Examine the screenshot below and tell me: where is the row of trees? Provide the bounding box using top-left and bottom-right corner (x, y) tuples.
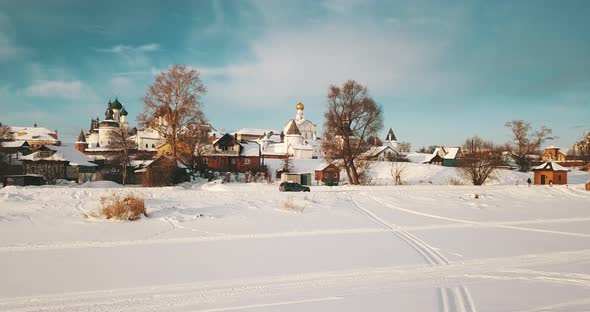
(317, 80), (557, 185)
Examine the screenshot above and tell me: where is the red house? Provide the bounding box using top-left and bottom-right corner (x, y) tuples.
(203, 133), (262, 173)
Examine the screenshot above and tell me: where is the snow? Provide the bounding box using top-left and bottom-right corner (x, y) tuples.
(235, 128), (279, 136)
(532, 161), (570, 172)
(9, 126), (59, 143)
(406, 152), (434, 163)
(2, 167), (590, 311)
(19, 145), (97, 167)
(0, 141), (28, 148)
(239, 141), (261, 156)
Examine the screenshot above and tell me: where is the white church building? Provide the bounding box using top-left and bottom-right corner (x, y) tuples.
(255, 101), (321, 160)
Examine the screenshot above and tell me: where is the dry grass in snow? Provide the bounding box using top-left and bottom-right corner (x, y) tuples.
(99, 193), (146, 221)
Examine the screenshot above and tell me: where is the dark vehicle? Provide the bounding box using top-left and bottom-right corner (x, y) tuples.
(2, 175), (47, 187)
(279, 182), (310, 192)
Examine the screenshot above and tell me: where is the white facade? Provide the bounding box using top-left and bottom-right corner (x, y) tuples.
(255, 101), (320, 160)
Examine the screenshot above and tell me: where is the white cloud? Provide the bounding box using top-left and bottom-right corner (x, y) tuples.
(200, 23), (450, 108)
(96, 43), (160, 69)
(25, 80), (86, 99)
(97, 43), (160, 54)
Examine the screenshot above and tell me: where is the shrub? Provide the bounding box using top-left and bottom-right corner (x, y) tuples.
(449, 178), (464, 186)
(100, 193), (146, 221)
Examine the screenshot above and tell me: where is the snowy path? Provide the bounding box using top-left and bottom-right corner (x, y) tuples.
(1, 184), (590, 311)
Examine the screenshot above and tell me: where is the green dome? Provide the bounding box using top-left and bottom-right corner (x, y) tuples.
(120, 107), (128, 116)
(112, 97), (123, 110)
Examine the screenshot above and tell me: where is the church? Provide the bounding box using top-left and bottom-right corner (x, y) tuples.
(75, 98), (165, 154)
(257, 101), (321, 159)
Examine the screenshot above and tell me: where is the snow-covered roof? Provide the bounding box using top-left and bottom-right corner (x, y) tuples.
(20, 145), (97, 167)
(46, 146), (97, 167)
(315, 162), (337, 171)
(545, 145), (560, 150)
(443, 147), (461, 159)
(406, 153), (434, 163)
(0, 141), (29, 148)
(364, 146), (397, 158)
(532, 161), (569, 172)
(9, 126), (58, 142)
(240, 141), (260, 156)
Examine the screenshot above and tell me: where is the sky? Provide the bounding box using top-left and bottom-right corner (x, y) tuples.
(0, 0), (589, 150)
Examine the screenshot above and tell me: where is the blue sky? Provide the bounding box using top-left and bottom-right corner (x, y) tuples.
(1, 0), (589, 150)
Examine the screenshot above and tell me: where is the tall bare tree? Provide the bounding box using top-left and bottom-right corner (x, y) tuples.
(139, 65), (207, 165)
(108, 128), (137, 185)
(321, 80), (383, 185)
(459, 136), (501, 185)
(505, 120), (553, 172)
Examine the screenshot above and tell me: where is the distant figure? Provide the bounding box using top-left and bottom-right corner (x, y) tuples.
(527, 178), (532, 187)
(549, 180), (553, 187)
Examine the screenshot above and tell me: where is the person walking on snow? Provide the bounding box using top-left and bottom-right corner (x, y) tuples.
(527, 178), (532, 187)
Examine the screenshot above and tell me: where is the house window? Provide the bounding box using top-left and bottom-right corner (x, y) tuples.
(145, 144), (148, 148)
(152, 144), (155, 148)
(204, 158), (209, 164)
(244, 159), (251, 165)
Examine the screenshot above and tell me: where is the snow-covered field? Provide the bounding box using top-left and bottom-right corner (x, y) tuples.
(1, 168), (590, 311)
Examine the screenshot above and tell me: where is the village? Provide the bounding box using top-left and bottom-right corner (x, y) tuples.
(1, 91), (589, 189)
(2, 1), (590, 311)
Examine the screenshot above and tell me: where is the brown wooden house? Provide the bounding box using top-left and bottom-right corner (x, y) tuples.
(203, 133), (261, 173)
(134, 155), (189, 186)
(315, 163), (340, 186)
(532, 161), (569, 185)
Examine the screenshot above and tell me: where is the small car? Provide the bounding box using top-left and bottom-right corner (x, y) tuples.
(279, 182), (310, 192)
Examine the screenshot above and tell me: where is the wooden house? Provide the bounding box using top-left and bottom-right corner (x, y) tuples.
(133, 155), (189, 186)
(532, 161), (569, 185)
(362, 146), (399, 161)
(203, 133), (262, 173)
(19, 145), (97, 183)
(315, 163), (340, 186)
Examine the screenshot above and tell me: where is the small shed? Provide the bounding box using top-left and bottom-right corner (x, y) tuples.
(532, 161), (569, 185)
(315, 163), (340, 186)
(281, 172), (312, 186)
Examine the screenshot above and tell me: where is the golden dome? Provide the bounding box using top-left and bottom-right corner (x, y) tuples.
(296, 102), (304, 110)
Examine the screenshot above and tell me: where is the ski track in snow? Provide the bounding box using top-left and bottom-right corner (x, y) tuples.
(2, 249), (590, 311)
(348, 193), (477, 312)
(2, 185), (590, 311)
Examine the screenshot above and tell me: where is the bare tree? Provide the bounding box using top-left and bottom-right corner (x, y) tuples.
(139, 65), (207, 165)
(181, 124), (212, 175)
(108, 129), (137, 185)
(390, 161), (408, 186)
(0, 122), (13, 176)
(458, 136), (501, 185)
(366, 135), (383, 147)
(505, 120), (553, 172)
(417, 145), (437, 154)
(0, 122), (12, 142)
(398, 141), (411, 153)
(572, 132), (590, 167)
(321, 80), (383, 185)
